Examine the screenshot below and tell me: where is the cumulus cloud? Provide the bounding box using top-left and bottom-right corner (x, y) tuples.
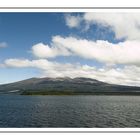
(0, 42), (7, 48)
(4, 58), (53, 69)
(65, 14), (82, 28)
(5, 59), (31, 67)
(31, 36), (140, 66)
(32, 42), (71, 58)
(3, 58), (140, 86)
(84, 13), (140, 40)
(65, 13), (140, 40)
(4, 58), (74, 71)
(25, 34), (140, 86)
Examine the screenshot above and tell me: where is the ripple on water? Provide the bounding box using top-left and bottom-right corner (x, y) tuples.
(0, 95), (140, 127)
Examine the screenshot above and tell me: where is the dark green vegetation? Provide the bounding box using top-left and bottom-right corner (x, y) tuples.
(0, 77), (140, 95)
(21, 91), (140, 96)
(22, 90), (77, 95)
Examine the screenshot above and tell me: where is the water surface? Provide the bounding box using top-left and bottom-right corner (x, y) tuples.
(0, 95), (140, 127)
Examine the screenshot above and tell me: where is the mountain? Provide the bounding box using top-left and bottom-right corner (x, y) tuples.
(0, 77), (140, 95)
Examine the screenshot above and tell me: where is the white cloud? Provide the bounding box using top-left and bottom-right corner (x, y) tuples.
(0, 42), (7, 48)
(84, 13), (140, 40)
(27, 35), (140, 86)
(32, 36), (140, 66)
(4, 58), (74, 72)
(3, 58), (140, 86)
(5, 59), (31, 67)
(32, 42), (71, 58)
(4, 58), (54, 69)
(65, 14), (82, 28)
(65, 13), (140, 40)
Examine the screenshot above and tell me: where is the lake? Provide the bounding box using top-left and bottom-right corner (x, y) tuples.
(0, 94), (140, 127)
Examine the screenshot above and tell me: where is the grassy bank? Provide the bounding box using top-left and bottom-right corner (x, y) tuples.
(21, 90), (77, 95)
(21, 90), (140, 96)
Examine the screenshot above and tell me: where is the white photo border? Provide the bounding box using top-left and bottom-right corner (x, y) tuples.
(0, 7), (140, 133)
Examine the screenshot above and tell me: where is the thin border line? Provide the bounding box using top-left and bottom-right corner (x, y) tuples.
(0, 131), (140, 133)
(0, 7), (140, 9)
(0, 6), (140, 133)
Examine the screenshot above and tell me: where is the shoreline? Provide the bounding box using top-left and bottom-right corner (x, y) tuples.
(20, 91), (140, 96)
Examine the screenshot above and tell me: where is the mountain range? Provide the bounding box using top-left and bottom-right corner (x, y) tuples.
(0, 77), (140, 95)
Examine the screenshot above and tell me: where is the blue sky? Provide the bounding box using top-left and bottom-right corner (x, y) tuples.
(0, 12), (140, 86)
(0, 13), (73, 83)
(0, 13), (112, 82)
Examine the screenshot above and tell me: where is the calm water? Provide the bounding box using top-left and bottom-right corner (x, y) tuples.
(0, 95), (140, 127)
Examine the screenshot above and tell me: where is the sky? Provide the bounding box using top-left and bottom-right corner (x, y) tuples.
(0, 12), (140, 86)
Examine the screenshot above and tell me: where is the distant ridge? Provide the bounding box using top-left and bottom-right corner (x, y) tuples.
(0, 77), (140, 95)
